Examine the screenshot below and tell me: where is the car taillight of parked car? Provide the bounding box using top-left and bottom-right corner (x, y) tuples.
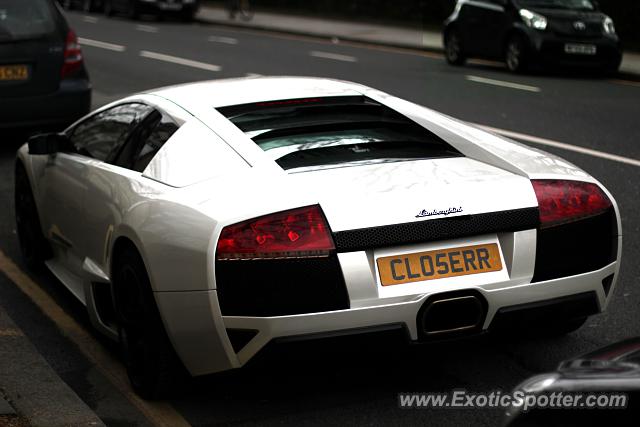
(216, 205), (335, 260)
(61, 29), (83, 79)
(532, 180), (612, 228)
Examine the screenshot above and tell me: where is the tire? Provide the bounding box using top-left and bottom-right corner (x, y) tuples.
(15, 164), (51, 271)
(113, 247), (185, 399)
(126, 0), (139, 20)
(445, 29), (466, 66)
(601, 60), (621, 77)
(505, 35), (528, 73)
(104, 0), (114, 16)
(180, 10), (196, 22)
(82, 0), (94, 13)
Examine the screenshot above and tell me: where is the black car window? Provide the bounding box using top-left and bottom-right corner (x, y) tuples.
(0, 0), (56, 42)
(517, 0), (595, 11)
(69, 103), (153, 162)
(114, 109), (180, 172)
(133, 113), (179, 172)
(218, 96), (462, 171)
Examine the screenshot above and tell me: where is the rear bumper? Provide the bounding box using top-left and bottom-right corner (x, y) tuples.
(0, 79), (91, 132)
(525, 29), (623, 69)
(136, 0), (199, 15)
(157, 259), (617, 377)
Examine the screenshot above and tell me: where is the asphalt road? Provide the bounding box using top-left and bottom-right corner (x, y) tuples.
(1, 9), (640, 427)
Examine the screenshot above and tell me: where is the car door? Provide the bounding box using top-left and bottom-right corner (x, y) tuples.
(461, 0), (508, 58)
(81, 105), (180, 281)
(38, 103), (149, 299)
(476, 0), (509, 58)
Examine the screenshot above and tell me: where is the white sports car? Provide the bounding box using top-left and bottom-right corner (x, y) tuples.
(15, 77), (621, 397)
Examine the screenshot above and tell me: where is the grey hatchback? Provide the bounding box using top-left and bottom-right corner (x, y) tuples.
(0, 0), (91, 132)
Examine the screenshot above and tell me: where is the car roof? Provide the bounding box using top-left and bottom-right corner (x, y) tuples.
(145, 76), (367, 112)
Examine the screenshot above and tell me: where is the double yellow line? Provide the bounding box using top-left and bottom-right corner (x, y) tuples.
(0, 250), (191, 427)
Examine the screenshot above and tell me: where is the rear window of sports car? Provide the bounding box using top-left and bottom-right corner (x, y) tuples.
(217, 96), (461, 171)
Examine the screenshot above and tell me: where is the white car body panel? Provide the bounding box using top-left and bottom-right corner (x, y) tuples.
(15, 77), (622, 377)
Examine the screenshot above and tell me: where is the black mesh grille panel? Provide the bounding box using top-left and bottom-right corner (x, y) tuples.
(216, 255), (350, 317)
(333, 208), (540, 253)
(532, 208), (618, 283)
(551, 20), (604, 39)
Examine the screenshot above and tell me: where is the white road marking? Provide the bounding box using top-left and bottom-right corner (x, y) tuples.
(78, 37), (126, 52)
(476, 123), (640, 168)
(310, 50), (358, 63)
(466, 75), (541, 92)
(82, 15), (98, 23)
(136, 24), (159, 33)
(208, 35), (239, 45)
(139, 50), (221, 72)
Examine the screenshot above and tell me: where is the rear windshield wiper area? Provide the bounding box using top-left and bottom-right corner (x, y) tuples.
(276, 140), (463, 170)
(217, 95), (462, 170)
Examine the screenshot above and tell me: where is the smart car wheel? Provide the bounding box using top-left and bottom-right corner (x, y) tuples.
(15, 165), (50, 271)
(82, 0), (93, 13)
(104, 0), (115, 16)
(445, 29), (466, 66)
(505, 35), (528, 73)
(126, 0), (139, 19)
(113, 247), (184, 399)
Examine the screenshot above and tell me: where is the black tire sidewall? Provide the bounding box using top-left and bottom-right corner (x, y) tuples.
(506, 35), (528, 73)
(14, 166), (48, 270)
(113, 249), (181, 399)
(445, 29), (465, 66)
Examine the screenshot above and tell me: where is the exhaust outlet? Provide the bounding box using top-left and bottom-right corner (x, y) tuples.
(419, 293), (486, 338)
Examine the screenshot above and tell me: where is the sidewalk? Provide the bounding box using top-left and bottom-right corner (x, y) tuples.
(0, 302), (105, 426)
(197, 5), (640, 77)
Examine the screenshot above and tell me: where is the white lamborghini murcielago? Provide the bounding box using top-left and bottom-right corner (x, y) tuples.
(15, 77), (621, 397)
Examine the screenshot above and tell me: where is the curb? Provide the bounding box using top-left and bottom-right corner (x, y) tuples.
(194, 16), (445, 54)
(0, 303), (105, 427)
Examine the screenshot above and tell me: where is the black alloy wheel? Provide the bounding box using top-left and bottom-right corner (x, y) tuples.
(113, 247), (184, 399)
(445, 29), (466, 66)
(15, 165), (50, 271)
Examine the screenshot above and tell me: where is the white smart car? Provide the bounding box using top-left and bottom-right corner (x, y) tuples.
(15, 77), (621, 398)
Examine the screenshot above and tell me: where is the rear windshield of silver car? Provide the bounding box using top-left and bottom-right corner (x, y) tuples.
(0, 0), (56, 41)
(217, 96), (462, 171)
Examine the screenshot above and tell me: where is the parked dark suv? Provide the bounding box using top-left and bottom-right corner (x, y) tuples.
(443, 0), (623, 73)
(1, 0), (91, 132)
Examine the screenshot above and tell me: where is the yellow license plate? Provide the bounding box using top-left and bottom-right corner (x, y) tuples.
(0, 65), (29, 81)
(377, 243), (503, 287)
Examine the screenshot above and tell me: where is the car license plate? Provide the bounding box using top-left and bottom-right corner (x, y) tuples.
(160, 1), (182, 10)
(376, 243), (503, 287)
(0, 65), (29, 81)
(565, 44), (597, 55)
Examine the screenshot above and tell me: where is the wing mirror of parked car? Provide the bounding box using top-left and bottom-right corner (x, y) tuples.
(27, 133), (71, 155)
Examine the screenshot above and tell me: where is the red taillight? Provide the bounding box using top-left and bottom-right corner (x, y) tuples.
(216, 205), (335, 260)
(532, 180), (612, 229)
(61, 29), (83, 79)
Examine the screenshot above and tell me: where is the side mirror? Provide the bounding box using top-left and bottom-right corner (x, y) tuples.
(27, 133), (70, 155)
